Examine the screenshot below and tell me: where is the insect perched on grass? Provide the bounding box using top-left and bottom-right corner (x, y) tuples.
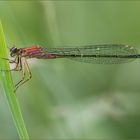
(3, 44), (140, 91)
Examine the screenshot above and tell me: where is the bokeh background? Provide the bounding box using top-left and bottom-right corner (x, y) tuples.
(0, 1), (140, 139)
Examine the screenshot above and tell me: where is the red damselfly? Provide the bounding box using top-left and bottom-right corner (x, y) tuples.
(4, 44), (140, 91)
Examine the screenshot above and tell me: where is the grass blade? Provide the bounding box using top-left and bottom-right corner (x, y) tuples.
(0, 22), (29, 139)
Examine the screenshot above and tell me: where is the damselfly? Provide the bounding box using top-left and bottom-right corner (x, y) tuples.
(5, 44), (140, 91)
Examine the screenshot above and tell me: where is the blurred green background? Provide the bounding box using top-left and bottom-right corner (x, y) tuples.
(0, 1), (140, 139)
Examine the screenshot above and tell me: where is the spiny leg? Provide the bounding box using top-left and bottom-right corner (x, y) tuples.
(10, 56), (21, 71)
(0, 56), (20, 72)
(15, 57), (25, 87)
(15, 58), (26, 91)
(17, 58), (32, 87)
(25, 58), (32, 81)
(15, 58), (32, 91)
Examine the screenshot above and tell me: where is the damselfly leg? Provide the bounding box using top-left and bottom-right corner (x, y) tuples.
(15, 57), (32, 91)
(1, 56), (32, 92)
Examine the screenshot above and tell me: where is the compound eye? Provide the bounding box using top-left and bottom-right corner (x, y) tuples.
(10, 47), (18, 57)
(10, 47), (17, 53)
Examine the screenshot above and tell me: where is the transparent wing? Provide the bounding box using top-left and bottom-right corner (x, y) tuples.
(44, 44), (138, 64)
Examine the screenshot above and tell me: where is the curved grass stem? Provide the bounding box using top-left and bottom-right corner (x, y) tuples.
(0, 22), (29, 139)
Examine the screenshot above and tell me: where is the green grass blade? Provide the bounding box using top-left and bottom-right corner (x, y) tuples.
(0, 22), (29, 139)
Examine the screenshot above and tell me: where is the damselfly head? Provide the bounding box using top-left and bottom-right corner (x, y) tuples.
(10, 47), (20, 57)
